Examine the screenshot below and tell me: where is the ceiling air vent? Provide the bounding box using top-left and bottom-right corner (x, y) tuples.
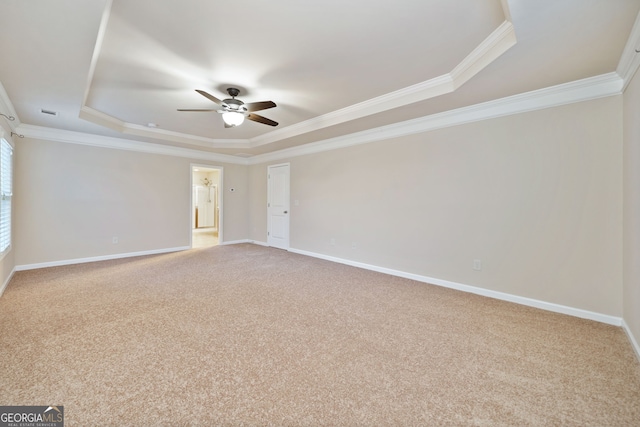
(40, 108), (58, 116)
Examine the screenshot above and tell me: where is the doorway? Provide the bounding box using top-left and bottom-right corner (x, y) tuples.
(191, 165), (222, 248)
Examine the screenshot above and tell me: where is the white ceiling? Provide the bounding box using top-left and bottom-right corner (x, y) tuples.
(0, 0), (639, 159)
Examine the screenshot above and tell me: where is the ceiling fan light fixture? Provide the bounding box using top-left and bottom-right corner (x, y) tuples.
(180, 88), (277, 127)
(222, 111), (245, 127)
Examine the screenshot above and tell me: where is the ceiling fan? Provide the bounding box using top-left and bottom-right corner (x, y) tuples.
(178, 88), (278, 128)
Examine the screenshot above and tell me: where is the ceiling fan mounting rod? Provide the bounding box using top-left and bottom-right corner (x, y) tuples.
(227, 87), (240, 98)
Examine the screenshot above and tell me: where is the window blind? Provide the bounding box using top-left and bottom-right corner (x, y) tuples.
(0, 138), (13, 254)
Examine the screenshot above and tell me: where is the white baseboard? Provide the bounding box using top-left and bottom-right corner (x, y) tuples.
(622, 319), (640, 363)
(220, 239), (251, 246)
(221, 239), (269, 247)
(288, 247), (623, 327)
(6, 241), (637, 362)
(0, 266), (16, 298)
(15, 246), (191, 271)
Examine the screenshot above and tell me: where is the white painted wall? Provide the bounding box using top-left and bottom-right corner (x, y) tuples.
(250, 96), (623, 317)
(623, 65), (640, 352)
(14, 137), (248, 266)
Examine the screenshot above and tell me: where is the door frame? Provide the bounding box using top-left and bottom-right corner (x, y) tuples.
(267, 162), (290, 250)
(190, 164), (224, 247)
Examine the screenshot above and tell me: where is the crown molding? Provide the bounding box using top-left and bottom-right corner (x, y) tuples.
(0, 81), (20, 133)
(80, 1), (516, 152)
(450, 20), (516, 88)
(248, 72), (623, 165)
(122, 122), (246, 148)
(15, 124), (249, 165)
(249, 20), (517, 148)
(79, 0), (251, 149)
(79, 106), (251, 148)
(617, 7), (640, 91)
(9, 2), (630, 167)
(12, 71), (622, 167)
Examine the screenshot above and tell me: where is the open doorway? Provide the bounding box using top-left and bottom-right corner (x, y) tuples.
(191, 165), (222, 248)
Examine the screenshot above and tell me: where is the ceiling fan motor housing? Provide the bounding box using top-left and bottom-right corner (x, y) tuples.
(223, 98), (247, 113)
(223, 88), (247, 112)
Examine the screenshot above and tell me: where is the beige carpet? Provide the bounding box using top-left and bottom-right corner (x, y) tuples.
(1, 244), (639, 426)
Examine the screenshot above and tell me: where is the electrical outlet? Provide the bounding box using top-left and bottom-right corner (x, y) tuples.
(473, 259), (482, 271)
(330, 238), (336, 246)
(112, 237), (119, 244)
(351, 242), (357, 249)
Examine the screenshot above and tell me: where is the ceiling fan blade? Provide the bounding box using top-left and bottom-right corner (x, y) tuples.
(245, 100), (276, 112)
(177, 109), (218, 112)
(247, 113), (278, 127)
(195, 89), (223, 105)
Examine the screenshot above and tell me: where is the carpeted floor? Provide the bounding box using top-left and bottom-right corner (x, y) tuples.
(1, 244), (639, 426)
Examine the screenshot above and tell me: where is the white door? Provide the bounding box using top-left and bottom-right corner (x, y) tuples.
(267, 163), (290, 250)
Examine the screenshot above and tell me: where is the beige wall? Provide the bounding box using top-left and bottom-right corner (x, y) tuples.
(624, 69), (640, 347)
(0, 124), (15, 291)
(250, 96), (623, 316)
(7, 91), (630, 326)
(14, 137), (248, 266)
(248, 163), (268, 242)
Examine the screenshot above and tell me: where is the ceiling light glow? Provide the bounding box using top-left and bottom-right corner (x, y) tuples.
(222, 111), (245, 127)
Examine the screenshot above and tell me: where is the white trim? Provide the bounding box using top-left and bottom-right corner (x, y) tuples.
(249, 20), (516, 149)
(0, 81), (20, 132)
(617, 7), (640, 91)
(0, 266), (16, 298)
(78, 13), (516, 152)
(15, 246), (190, 271)
(79, 106), (250, 148)
(248, 72), (623, 165)
(16, 124), (248, 165)
(622, 319), (640, 363)
(287, 247), (623, 327)
(0, 245), (11, 262)
(450, 21), (516, 88)
(220, 239), (251, 246)
(250, 240), (269, 247)
(13, 72), (622, 167)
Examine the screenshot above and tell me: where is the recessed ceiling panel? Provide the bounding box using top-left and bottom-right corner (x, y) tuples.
(85, 0), (506, 140)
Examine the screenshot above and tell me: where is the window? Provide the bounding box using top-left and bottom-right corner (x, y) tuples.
(0, 138), (13, 255)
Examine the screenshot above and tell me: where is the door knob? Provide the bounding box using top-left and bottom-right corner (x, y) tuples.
(284, 211), (288, 214)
